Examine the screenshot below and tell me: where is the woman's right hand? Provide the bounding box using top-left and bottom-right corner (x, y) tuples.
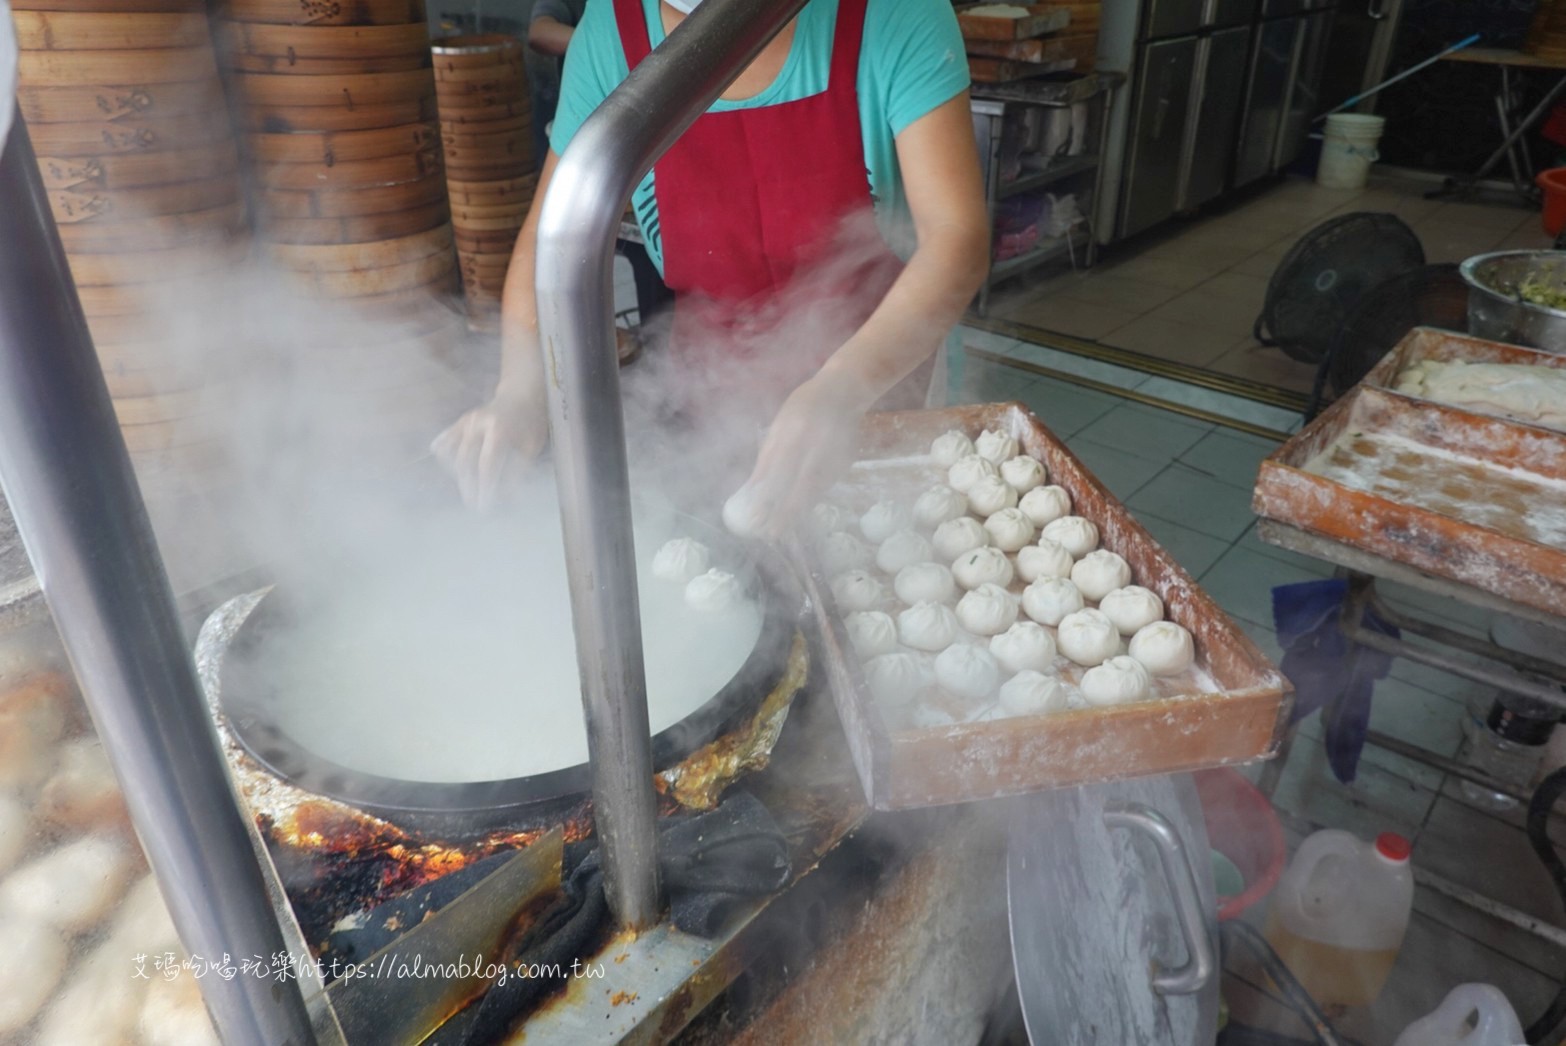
(430, 387), (549, 510)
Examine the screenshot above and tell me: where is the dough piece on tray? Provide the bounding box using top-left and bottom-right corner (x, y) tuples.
(846, 611), (899, 659)
(952, 546), (1015, 590)
(652, 537), (712, 584)
(967, 475), (1018, 516)
(1130, 621), (1196, 676)
(1021, 576), (1084, 627)
(1056, 608), (1122, 667)
(1000, 455), (1046, 494)
(948, 454), (1000, 494)
(865, 652), (934, 706)
(1019, 485), (1072, 527)
(998, 671), (1067, 717)
(931, 430), (976, 468)
(876, 528), (935, 575)
(934, 643), (1002, 700)
(860, 500), (913, 544)
(1042, 515), (1099, 558)
(1070, 549), (1132, 602)
(933, 517), (991, 561)
(898, 601), (961, 652)
(0, 835), (134, 933)
(894, 562), (959, 605)
(975, 428), (1019, 465)
(983, 507), (1036, 552)
(830, 569), (885, 612)
(1016, 538), (1073, 583)
(912, 485), (969, 529)
(686, 568), (746, 613)
(1081, 655), (1153, 706)
(956, 583), (1019, 636)
(1099, 585), (1165, 636)
(819, 531), (874, 574)
(989, 621), (1057, 673)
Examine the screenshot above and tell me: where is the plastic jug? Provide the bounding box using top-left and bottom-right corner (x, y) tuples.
(1392, 984), (1525, 1046)
(1263, 829), (1414, 1007)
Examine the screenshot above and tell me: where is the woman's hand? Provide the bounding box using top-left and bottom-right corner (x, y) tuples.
(430, 387), (549, 511)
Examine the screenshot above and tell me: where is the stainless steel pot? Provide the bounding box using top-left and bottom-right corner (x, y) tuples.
(1460, 249), (1566, 351)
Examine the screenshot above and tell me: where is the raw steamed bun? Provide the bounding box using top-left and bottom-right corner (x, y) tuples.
(932, 517), (990, 560)
(912, 485), (969, 529)
(934, 643), (1002, 700)
(952, 546), (1015, 591)
(956, 583), (1019, 636)
(876, 528), (935, 575)
(930, 429), (976, 468)
(141, 973), (219, 1046)
(845, 611), (898, 659)
(865, 652), (933, 706)
(819, 530), (873, 574)
(1056, 608), (1122, 667)
(830, 569), (885, 612)
(1130, 621), (1196, 676)
(0, 836), (133, 932)
(1070, 549), (1132, 602)
(1000, 455), (1046, 494)
(0, 916), (67, 1034)
(1081, 655), (1153, 706)
(948, 454), (999, 494)
(1099, 586), (1165, 636)
(861, 500), (913, 544)
(38, 738), (125, 831)
(686, 568), (745, 613)
(809, 502), (855, 538)
(983, 507), (1036, 552)
(0, 795), (26, 874)
(999, 671), (1068, 717)
(0, 676), (70, 791)
(911, 704), (957, 729)
(894, 562), (958, 605)
(1042, 515), (1099, 558)
(967, 475), (1018, 516)
(1021, 576), (1085, 626)
(1016, 538), (1074, 583)
(975, 428), (1019, 465)
(989, 621), (1057, 674)
(652, 537), (711, 584)
(898, 601), (961, 652)
(1019, 484), (1072, 527)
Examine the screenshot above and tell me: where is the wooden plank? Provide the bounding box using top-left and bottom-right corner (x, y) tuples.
(967, 33), (1097, 64)
(967, 55), (1076, 82)
(957, 4), (1073, 41)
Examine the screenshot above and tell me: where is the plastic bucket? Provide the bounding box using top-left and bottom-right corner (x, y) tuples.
(1538, 168), (1566, 236)
(1316, 113), (1385, 190)
(1195, 768), (1287, 921)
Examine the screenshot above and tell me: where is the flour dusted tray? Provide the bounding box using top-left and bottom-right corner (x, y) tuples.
(956, 3), (1072, 41)
(791, 403), (1290, 811)
(1253, 384), (1566, 617)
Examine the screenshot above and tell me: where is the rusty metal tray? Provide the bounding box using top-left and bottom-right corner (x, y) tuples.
(791, 403), (1290, 811)
(1361, 325), (1566, 435)
(1254, 384), (1566, 618)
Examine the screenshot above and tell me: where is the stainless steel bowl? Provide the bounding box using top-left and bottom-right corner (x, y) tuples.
(1460, 249), (1566, 352)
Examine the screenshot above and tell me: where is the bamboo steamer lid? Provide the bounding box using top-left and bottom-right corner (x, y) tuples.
(431, 34), (520, 59)
(13, 0), (205, 10)
(219, 22), (431, 60)
(36, 141), (240, 190)
(18, 47), (221, 87)
(12, 12), (213, 50)
(254, 149), (439, 190)
(57, 202), (247, 252)
(223, 0), (426, 27)
(225, 51), (431, 76)
(244, 95), (437, 132)
(264, 198), (447, 244)
(228, 68), (434, 107)
(25, 109), (231, 156)
(247, 122), (437, 164)
(18, 81), (227, 122)
(266, 222), (452, 270)
(257, 171), (444, 217)
(50, 178), (242, 223)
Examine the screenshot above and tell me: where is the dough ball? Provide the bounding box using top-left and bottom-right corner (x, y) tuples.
(1070, 549), (1133, 602)
(1000, 455), (1047, 494)
(808, 502), (856, 539)
(0, 795), (28, 876)
(1019, 484), (1072, 527)
(1056, 608), (1122, 667)
(686, 568), (745, 614)
(106, 875), (180, 956)
(1099, 586), (1165, 636)
(36, 935), (144, 1046)
(652, 537), (712, 584)
(932, 517), (990, 561)
(0, 835), (133, 932)
(956, 583), (1019, 636)
(1016, 538), (1074, 583)
(897, 601), (961, 652)
(819, 531), (873, 574)
(1081, 655), (1153, 706)
(0, 673), (72, 792)
(876, 528), (935, 575)
(975, 428), (1019, 465)
(1129, 621), (1196, 676)
(989, 621), (1058, 674)
(983, 507), (1036, 552)
(1042, 515), (1099, 558)
(910, 703), (958, 729)
(39, 737), (126, 832)
(952, 546), (1015, 591)
(0, 915), (67, 1033)
(967, 475), (1019, 517)
(934, 643), (1002, 701)
(860, 500), (913, 544)
(830, 569), (885, 613)
(912, 485), (969, 529)
(845, 611), (899, 659)
(948, 453), (1000, 494)
(141, 972), (219, 1046)
(998, 671), (1068, 717)
(930, 429), (976, 468)
(864, 652), (934, 707)
(1021, 577), (1085, 627)
(894, 562), (958, 605)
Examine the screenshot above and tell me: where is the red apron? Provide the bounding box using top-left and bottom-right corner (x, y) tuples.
(613, 0), (904, 391)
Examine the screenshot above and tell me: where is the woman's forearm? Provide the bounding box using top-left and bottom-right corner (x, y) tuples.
(495, 152), (560, 404)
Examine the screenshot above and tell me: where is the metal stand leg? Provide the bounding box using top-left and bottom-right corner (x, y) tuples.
(1428, 69), (1566, 202)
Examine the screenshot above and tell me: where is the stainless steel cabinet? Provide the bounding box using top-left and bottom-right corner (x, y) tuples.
(1206, 0), (1258, 27)
(1145, 0), (1206, 39)
(1234, 17), (1301, 186)
(1275, 9), (1336, 170)
(1121, 37), (1200, 238)
(1180, 25), (1253, 210)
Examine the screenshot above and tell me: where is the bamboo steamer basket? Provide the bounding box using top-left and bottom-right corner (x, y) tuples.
(246, 121), (437, 163)
(225, 51), (430, 75)
(223, 0), (426, 27)
(446, 172), (536, 196)
(265, 199), (447, 243)
(12, 0), (205, 10)
(441, 128), (528, 157)
(56, 202), (247, 252)
(11, 11), (213, 50)
(25, 109), (232, 156)
(228, 68), (434, 107)
(67, 242), (251, 286)
(265, 223), (452, 271)
(440, 111), (529, 135)
(244, 95), (437, 132)
(438, 99), (528, 124)
(253, 149), (440, 190)
(17, 47), (221, 86)
(218, 21), (431, 60)
(447, 212), (528, 232)
(36, 141), (240, 190)
(288, 245), (456, 297)
(18, 81), (227, 122)
(50, 178), (242, 223)
(257, 172), (445, 217)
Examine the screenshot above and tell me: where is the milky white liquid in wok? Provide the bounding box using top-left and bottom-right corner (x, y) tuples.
(261, 505), (763, 784)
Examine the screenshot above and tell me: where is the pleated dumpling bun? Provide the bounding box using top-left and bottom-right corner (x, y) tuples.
(1081, 655), (1152, 706)
(876, 528), (934, 575)
(1000, 455), (1046, 495)
(860, 499), (912, 544)
(898, 601), (961, 652)
(999, 670), (1068, 717)
(1129, 621), (1196, 676)
(652, 537), (711, 584)
(865, 652), (934, 706)
(934, 643), (1001, 700)
(1056, 608), (1122, 667)
(989, 620), (1057, 674)
(1042, 515), (1099, 558)
(1019, 485), (1072, 528)
(975, 428), (1019, 465)
(967, 475), (1018, 517)
(809, 502), (856, 538)
(1070, 549), (1132, 602)
(948, 454), (999, 494)
(983, 507), (1035, 552)
(1021, 576), (1084, 627)
(819, 530), (873, 575)
(895, 562), (958, 605)
(933, 516), (990, 561)
(1016, 538), (1073, 583)
(845, 611), (898, 659)
(955, 582), (1019, 636)
(830, 569), (884, 612)
(912, 485), (968, 529)
(686, 569), (744, 613)
(952, 545), (1014, 591)
(930, 429), (976, 468)
(1099, 585), (1165, 636)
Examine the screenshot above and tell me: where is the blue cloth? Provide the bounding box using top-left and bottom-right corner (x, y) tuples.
(1272, 578), (1400, 784)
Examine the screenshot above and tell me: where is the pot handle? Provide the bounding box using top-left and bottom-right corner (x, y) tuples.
(1104, 800), (1217, 996)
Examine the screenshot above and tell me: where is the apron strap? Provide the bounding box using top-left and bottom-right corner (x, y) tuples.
(614, 0), (654, 69)
(829, 0), (870, 89)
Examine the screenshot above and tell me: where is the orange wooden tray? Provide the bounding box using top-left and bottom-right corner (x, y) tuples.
(956, 3), (1072, 41)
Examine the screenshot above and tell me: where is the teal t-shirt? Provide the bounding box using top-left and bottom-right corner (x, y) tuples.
(549, 0), (970, 274)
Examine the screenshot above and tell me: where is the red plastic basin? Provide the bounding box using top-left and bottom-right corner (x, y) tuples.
(1195, 768), (1287, 922)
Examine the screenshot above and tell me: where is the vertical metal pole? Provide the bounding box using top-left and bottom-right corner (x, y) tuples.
(0, 112), (317, 1045)
(535, 0), (807, 930)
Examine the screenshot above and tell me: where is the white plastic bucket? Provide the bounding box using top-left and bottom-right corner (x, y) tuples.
(1317, 113), (1386, 190)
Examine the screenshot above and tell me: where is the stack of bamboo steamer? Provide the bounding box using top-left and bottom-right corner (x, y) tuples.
(432, 34), (536, 327)
(11, 0), (249, 512)
(216, 0), (472, 458)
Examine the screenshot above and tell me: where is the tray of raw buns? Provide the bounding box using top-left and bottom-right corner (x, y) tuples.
(788, 402), (1290, 811)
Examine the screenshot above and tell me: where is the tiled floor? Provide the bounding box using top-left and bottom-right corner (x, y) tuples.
(981, 174), (1555, 398)
(946, 350), (1566, 1043)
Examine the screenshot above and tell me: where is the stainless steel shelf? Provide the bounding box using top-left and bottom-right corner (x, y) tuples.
(997, 154), (1100, 199)
(989, 231), (1083, 282)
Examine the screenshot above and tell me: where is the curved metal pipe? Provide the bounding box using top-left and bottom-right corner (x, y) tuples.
(535, 0), (807, 930)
